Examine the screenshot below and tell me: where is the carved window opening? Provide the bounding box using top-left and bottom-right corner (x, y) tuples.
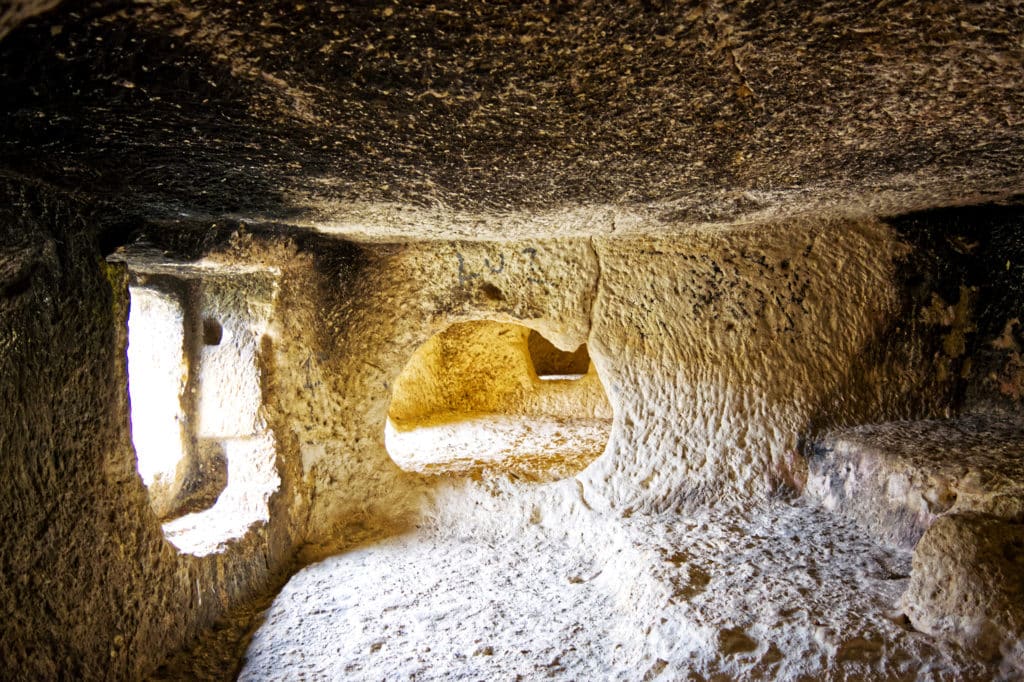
(125, 268), (279, 556)
(526, 329), (591, 380)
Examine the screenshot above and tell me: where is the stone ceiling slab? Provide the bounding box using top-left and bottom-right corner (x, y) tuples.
(1, 0), (1022, 238)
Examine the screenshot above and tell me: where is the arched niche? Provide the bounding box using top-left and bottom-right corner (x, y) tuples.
(385, 320), (612, 481)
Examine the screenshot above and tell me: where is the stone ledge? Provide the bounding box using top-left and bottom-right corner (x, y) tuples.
(806, 413), (1024, 549)
(902, 513), (1024, 673)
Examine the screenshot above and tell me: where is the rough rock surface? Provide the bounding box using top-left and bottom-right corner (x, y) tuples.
(2, 1), (1024, 678)
(5, 193), (1024, 678)
(239, 498), (988, 681)
(807, 413), (1024, 548)
(903, 513), (1024, 674)
(0, 0), (60, 41)
(1, 1), (1023, 236)
(385, 320), (612, 480)
(145, 220), (1017, 677)
(250, 218), (926, 551)
(0, 181), (297, 679)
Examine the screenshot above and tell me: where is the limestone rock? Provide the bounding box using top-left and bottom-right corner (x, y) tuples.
(806, 414), (1024, 548)
(0, 0), (60, 41)
(902, 513), (1024, 671)
(2, 0), (1024, 676)
(2, 1), (1024, 234)
(384, 320), (612, 481)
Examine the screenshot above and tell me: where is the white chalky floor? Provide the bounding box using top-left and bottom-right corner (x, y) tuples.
(238, 498), (991, 681)
(384, 413), (612, 478)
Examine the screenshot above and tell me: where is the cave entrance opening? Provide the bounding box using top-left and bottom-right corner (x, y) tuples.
(124, 266), (280, 556)
(384, 320), (613, 480)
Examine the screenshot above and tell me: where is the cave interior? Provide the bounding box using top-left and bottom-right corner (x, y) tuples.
(2, 1), (1024, 680)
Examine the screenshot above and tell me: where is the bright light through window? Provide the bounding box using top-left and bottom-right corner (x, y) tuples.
(123, 269), (281, 556)
(127, 287), (187, 489)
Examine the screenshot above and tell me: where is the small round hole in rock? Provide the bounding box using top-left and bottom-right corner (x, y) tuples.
(479, 282), (504, 301)
(202, 318), (223, 345)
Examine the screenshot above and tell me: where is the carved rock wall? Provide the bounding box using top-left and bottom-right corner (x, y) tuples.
(0, 181), (297, 679)
(3, 181), (1022, 676)
(252, 215), (958, 551)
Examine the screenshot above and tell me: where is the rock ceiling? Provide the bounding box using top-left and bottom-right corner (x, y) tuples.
(1, 0), (1023, 239)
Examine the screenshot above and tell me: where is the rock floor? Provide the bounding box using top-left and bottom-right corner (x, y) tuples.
(231, 499), (993, 681)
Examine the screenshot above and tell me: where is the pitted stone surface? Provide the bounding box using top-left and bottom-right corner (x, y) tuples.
(807, 414), (1024, 548)
(903, 513), (1024, 674)
(1, 1), (1023, 236)
(2, 2), (1024, 669)
(238, 500), (992, 681)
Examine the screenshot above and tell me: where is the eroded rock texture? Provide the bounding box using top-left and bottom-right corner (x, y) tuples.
(0, 180), (295, 679)
(807, 414), (1024, 548)
(1, 0), (1024, 232)
(903, 514), (1024, 671)
(385, 320), (613, 480)
(1, 0), (1024, 680)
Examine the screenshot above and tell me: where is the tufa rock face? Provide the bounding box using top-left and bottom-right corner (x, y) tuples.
(903, 513), (1024, 668)
(0, 181), (301, 679)
(806, 414), (1024, 549)
(1, 0), (1024, 677)
(0, 0), (61, 41)
(3, 180), (1024, 677)
(0, 1), (1022, 235)
(384, 320), (612, 481)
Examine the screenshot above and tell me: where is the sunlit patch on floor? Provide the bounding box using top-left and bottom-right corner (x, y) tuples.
(238, 500), (986, 680)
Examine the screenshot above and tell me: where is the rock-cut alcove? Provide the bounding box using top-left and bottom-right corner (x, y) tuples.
(125, 262), (282, 556)
(385, 320), (612, 481)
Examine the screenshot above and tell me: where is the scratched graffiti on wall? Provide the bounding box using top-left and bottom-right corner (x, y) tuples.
(456, 248), (547, 285)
